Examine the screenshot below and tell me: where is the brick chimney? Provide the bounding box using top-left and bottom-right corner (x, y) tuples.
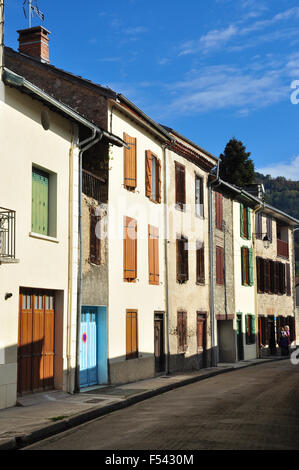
(17, 26), (50, 63)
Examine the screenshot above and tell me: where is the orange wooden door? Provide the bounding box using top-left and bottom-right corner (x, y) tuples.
(18, 290), (55, 394)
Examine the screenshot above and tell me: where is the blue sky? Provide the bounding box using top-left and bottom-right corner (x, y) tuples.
(4, 0), (299, 179)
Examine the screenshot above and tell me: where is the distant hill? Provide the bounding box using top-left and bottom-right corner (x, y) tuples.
(255, 173), (299, 274)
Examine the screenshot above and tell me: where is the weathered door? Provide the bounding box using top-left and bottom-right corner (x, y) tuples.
(154, 314), (165, 373)
(18, 290), (55, 394)
(80, 307), (98, 388)
(197, 313), (207, 367)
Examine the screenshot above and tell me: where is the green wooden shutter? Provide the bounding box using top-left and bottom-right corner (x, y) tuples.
(32, 169), (49, 235)
(245, 314), (249, 344)
(251, 315), (255, 335)
(248, 247), (254, 286)
(241, 247), (245, 285)
(247, 208), (251, 240)
(240, 203), (244, 238)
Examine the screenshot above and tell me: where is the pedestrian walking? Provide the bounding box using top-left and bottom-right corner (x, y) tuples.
(279, 328), (290, 356)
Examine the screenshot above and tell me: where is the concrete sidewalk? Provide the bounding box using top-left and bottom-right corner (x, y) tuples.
(0, 356), (288, 450)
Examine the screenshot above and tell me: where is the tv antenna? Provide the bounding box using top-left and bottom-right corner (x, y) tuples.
(23, 0), (45, 28)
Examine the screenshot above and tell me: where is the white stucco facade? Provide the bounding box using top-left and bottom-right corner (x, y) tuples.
(0, 85), (79, 408)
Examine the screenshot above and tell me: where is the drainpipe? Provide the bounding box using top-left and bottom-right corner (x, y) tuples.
(208, 161), (221, 367)
(163, 143), (170, 374)
(74, 128), (103, 393)
(252, 203), (264, 358)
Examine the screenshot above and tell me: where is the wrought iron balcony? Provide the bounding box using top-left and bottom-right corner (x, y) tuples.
(0, 207), (17, 262)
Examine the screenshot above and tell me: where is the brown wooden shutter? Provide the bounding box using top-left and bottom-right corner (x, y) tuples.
(148, 225), (159, 285)
(123, 133), (137, 190)
(177, 236), (188, 282)
(126, 310), (138, 359)
(123, 216), (137, 282)
(177, 311), (187, 352)
(216, 246), (224, 285)
(286, 263), (291, 296)
(215, 192), (223, 229)
(196, 242), (205, 284)
(145, 151), (152, 198)
(274, 261), (279, 294)
(267, 216), (272, 242)
(157, 158), (162, 203)
(90, 206), (100, 265)
(175, 162), (185, 209)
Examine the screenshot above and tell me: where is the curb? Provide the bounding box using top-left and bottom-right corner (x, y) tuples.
(0, 356), (289, 450)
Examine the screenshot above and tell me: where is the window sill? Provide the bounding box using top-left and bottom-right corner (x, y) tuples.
(29, 232), (59, 243)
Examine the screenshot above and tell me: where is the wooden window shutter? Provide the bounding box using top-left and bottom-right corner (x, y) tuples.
(269, 260), (274, 293)
(148, 225), (159, 285)
(177, 236), (188, 283)
(177, 311), (187, 353)
(241, 247), (245, 285)
(157, 158), (162, 203)
(274, 261), (279, 294)
(196, 242), (205, 284)
(32, 168), (49, 235)
(123, 133), (137, 190)
(123, 216), (137, 282)
(240, 203), (244, 238)
(175, 162), (185, 209)
(248, 248), (254, 286)
(286, 263), (291, 296)
(126, 310), (138, 359)
(90, 206), (100, 265)
(216, 193), (223, 229)
(267, 216), (272, 243)
(145, 151), (152, 198)
(247, 208), (251, 240)
(263, 259), (269, 293)
(216, 246), (224, 285)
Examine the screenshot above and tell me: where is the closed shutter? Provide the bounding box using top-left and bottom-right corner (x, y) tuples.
(32, 168), (49, 235)
(247, 208), (251, 240)
(241, 247), (245, 285)
(269, 260), (274, 293)
(216, 246), (224, 285)
(157, 158), (162, 203)
(123, 216), (137, 282)
(196, 242), (205, 284)
(264, 259), (269, 293)
(148, 225), (159, 285)
(177, 311), (187, 353)
(90, 206), (100, 265)
(126, 310), (138, 359)
(267, 216), (272, 243)
(274, 261), (279, 294)
(248, 248), (254, 286)
(177, 236), (188, 282)
(216, 192), (223, 230)
(240, 203), (244, 238)
(145, 151), (152, 198)
(245, 314), (249, 344)
(286, 263), (291, 296)
(175, 162), (185, 209)
(123, 133), (137, 189)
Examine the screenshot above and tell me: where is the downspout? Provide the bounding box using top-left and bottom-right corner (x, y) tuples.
(252, 202), (264, 358)
(163, 143), (170, 374)
(74, 128), (103, 393)
(208, 161), (221, 367)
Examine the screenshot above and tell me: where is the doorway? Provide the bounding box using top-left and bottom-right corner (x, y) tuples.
(154, 313), (165, 373)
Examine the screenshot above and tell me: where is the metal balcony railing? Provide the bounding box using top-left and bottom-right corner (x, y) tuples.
(277, 238), (289, 259)
(0, 207), (16, 260)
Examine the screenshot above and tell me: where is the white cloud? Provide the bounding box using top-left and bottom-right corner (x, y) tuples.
(257, 156), (299, 180)
(179, 25), (238, 55)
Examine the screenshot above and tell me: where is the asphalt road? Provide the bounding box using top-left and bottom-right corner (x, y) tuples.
(26, 360), (299, 450)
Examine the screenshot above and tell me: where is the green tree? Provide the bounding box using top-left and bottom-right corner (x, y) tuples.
(219, 138), (255, 187)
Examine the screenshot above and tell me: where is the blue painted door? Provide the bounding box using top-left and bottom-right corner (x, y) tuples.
(80, 307), (98, 388)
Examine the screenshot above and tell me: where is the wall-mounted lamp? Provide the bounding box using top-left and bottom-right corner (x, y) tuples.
(255, 233), (270, 249)
(5, 293), (13, 300)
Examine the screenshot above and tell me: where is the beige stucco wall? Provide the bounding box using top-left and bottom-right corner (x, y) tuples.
(233, 201), (256, 360)
(0, 86), (76, 408)
(107, 105), (166, 383)
(166, 148), (211, 371)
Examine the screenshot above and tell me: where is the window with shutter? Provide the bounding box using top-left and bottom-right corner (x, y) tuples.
(148, 225), (159, 285)
(216, 246), (224, 285)
(177, 311), (187, 353)
(267, 216), (272, 243)
(145, 151), (161, 203)
(215, 192), (223, 230)
(176, 235), (188, 283)
(255, 212), (263, 239)
(126, 310), (138, 359)
(175, 162), (185, 211)
(123, 133), (137, 190)
(196, 241), (205, 284)
(90, 206), (101, 265)
(195, 175), (204, 218)
(32, 168), (49, 235)
(123, 216), (137, 282)
(241, 247), (253, 286)
(286, 263), (291, 296)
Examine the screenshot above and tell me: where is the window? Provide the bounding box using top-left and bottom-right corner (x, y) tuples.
(90, 206), (100, 265)
(240, 203), (251, 240)
(215, 192), (223, 230)
(175, 162), (185, 211)
(241, 247), (254, 286)
(266, 216), (272, 243)
(245, 314), (255, 344)
(148, 225), (159, 285)
(195, 175), (204, 218)
(278, 262), (286, 295)
(216, 245), (224, 285)
(255, 212), (263, 240)
(145, 151), (161, 203)
(32, 166), (57, 237)
(177, 311), (187, 353)
(126, 310), (138, 359)
(123, 216), (137, 282)
(123, 133), (137, 190)
(176, 235), (188, 283)
(32, 168), (49, 235)
(196, 241), (205, 284)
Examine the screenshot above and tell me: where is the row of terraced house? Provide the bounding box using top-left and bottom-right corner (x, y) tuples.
(0, 18), (298, 409)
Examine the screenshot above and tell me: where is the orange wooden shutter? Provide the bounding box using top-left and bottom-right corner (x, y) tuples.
(148, 225), (159, 285)
(123, 133), (137, 189)
(157, 158), (162, 203)
(126, 310), (138, 359)
(145, 151), (152, 198)
(124, 216), (137, 281)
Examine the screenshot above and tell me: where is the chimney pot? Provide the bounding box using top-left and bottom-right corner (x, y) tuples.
(17, 26), (51, 63)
